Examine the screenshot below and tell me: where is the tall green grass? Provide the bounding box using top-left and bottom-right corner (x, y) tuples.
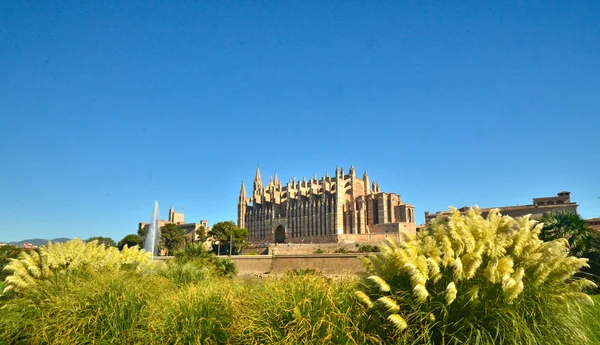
(0, 269), (372, 345)
(145, 279), (239, 344)
(230, 274), (383, 345)
(2, 236), (598, 345)
(591, 295), (600, 343)
(0, 271), (168, 345)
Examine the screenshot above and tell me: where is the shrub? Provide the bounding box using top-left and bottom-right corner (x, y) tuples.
(539, 211), (600, 287)
(334, 247), (348, 254)
(157, 260), (212, 284)
(358, 244), (380, 253)
(284, 268), (323, 277)
(356, 207), (598, 345)
(0, 270), (168, 345)
(231, 274), (382, 344)
(313, 248), (325, 254)
(2, 239), (153, 294)
(174, 242), (213, 261)
(0, 245), (24, 280)
(145, 279), (238, 344)
(160, 243), (237, 282)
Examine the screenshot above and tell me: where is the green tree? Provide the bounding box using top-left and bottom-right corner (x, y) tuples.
(85, 236), (117, 247)
(161, 223), (186, 255)
(539, 211), (600, 284)
(231, 227), (249, 254)
(117, 234), (143, 250)
(196, 226), (208, 242)
(138, 225), (148, 238)
(539, 211), (600, 257)
(209, 221), (248, 255)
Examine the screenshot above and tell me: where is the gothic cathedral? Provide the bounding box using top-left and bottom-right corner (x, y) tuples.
(238, 166), (416, 244)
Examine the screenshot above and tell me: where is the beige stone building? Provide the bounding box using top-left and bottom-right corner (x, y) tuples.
(138, 206), (210, 243)
(586, 218), (600, 232)
(238, 166), (417, 244)
(424, 191), (578, 224)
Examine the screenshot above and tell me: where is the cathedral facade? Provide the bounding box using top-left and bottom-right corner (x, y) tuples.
(237, 166), (416, 244)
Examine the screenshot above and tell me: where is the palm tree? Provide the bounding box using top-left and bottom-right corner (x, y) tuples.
(539, 211), (600, 286)
(538, 211), (600, 257)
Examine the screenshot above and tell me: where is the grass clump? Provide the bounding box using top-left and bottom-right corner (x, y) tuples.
(2, 239), (153, 294)
(0, 270), (167, 345)
(358, 244), (380, 253)
(173, 242), (237, 278)
(145, 279), (238, 344)
(357, 207), (598, 345)
(284, 268), (324, 277)
(231, 274), (382, 345)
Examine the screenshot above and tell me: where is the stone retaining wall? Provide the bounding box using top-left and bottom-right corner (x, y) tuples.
(225, 254), (367, 275)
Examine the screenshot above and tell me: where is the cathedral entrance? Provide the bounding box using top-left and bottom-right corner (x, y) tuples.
(274, 225), (286, 243)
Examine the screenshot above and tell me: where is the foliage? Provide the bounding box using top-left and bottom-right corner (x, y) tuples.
(313, 248), (325, 254)
(358, 244), (380, 253)
(539, 211), (600, 284)
(539, 211), (600, 257)
(209, 221), (248, 254)
(156, 260), (212, 284)
(284, 268), (323, 277)
(334, 247), (348, 254)
(85, 236), (117, 247)
(230, 274), (382, 345)
(0, 245), (24, 280)
(196, 226), (208, 242)
(357, 207), (597, 345)
(591, 295), (600, 342)
(138, 226), (148, 238)
(174, 242), (213, 261)
(161, 223), (186, 254)
(2, 239), (153, 294)
(0, 268), (379, 345)
(173, 243), (237, 278)
(145, 279), (238, 344)
(118, 233), (143, 250)
(0, 270), (168, 345)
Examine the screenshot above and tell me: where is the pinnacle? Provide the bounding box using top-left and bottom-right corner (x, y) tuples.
(254, 166), (262, 182)
(240, 181), (246, 197)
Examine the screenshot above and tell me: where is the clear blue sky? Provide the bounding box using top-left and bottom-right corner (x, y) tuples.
(1, 1), (599, 243)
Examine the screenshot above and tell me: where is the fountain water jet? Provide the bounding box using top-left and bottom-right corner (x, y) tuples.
(143, 200), (161, 258)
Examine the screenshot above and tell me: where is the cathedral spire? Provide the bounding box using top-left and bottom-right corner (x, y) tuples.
(239, 181), (246, 201)
(274, 171), (279, 186)
(254, 166), (262, 190)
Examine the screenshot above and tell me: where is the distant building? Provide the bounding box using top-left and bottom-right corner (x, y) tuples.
(238, 166), (416, 244)
(425, 191), (578, 224)
(586, 218), (600, 232)
(138, 206), (210, 243)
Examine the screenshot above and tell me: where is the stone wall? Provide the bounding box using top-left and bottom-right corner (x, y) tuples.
(226, 254), (367, 275)
(268, 235), (400, 255)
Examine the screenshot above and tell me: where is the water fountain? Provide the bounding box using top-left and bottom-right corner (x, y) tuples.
(143, 200), (161, 258)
